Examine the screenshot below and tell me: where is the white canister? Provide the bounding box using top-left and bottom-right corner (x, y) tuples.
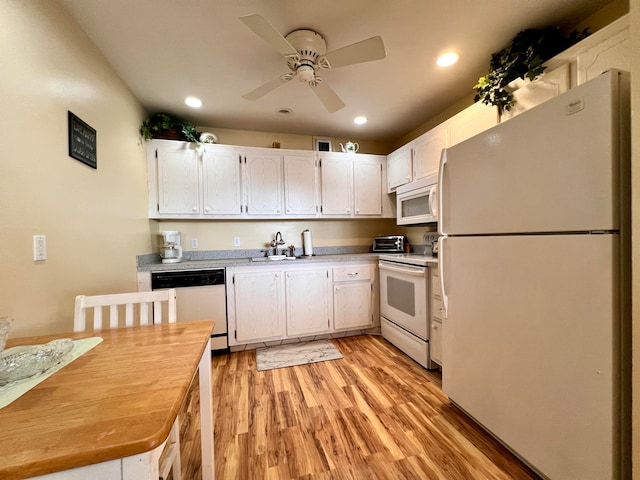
(302, 229), (313, 256)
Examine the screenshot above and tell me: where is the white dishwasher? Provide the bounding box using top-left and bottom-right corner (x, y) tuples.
(151, 269), (228, 352)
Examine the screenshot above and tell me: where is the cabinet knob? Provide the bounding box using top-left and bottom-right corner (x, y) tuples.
(356, 209), (360, 213)
(286, 208), (290, 213)
(204, 207), (210, 212)
(433, 324), (438, 330)
(192, 206), (198, 212)
(275, 273), (280, 278)
(286, 273), (291, 278)
(347, 208), (351, 213)
(335, 287), (340, 291)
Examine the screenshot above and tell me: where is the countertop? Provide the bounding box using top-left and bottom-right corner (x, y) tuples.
(138, 252), (387, 272)
(138, 253), (439, 273)
(0, 320), (213, 480)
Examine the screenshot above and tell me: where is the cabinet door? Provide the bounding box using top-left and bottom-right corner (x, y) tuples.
(156, 144), (200, 215)
(448, 101), (498, 146)
(333, 282), (372, 330)
(233, 271), (284, 343)
(387, 145), (412, 192)
(413, 125), (447, 179)
(283, 153), (318, 216)
(320, 153), (353, 215)
(285, 269), (331, 337)
(202, 145), (242, 215)
(354, 156), (382, 216)
(500, 64), (570, 121)
(244, 151), (283, 215)
(576, 26), (630, 85)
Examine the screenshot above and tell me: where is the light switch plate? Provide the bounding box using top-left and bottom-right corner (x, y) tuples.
(33, 235), (47, 261)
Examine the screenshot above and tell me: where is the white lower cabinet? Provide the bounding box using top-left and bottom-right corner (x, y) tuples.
(333, 263), (374, 330)
(285, 268), (332, 336)
(231, 269), (284, 343)
(227, 260), (378, 347)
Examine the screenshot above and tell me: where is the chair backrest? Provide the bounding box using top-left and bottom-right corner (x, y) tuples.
(74, 289), (177, 332)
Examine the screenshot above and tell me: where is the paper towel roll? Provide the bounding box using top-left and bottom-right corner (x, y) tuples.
(302, 229), (313, 256)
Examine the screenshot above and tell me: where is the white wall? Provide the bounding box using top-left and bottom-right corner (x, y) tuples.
(0, 0), (151, 337)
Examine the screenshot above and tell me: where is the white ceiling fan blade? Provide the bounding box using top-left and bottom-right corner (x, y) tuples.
(240, 14), (298, 56)
(311, 82), (345, 113)
(242, 76), (289, 101)
(324, 36), (386, 69)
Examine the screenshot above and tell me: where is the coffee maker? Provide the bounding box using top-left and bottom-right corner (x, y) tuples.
(159, 231), (183, 264)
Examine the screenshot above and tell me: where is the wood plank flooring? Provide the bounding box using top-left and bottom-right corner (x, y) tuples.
(210, 335), (540, 479)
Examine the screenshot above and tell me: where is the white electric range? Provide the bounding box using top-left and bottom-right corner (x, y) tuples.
(378, 250), (438, 369)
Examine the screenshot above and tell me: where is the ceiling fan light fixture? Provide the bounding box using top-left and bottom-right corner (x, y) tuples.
(184, 96), (203, 108)
(354, 116), (367, 125)
(436, 52), (459, 67)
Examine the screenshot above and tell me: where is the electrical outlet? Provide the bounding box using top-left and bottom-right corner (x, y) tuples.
(233, 237), (241, 247)
(33, 235), (47, 261)
(191, 238), (199, 249)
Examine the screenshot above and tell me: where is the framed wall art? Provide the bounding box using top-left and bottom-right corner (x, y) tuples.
(68, 111), (97, 169)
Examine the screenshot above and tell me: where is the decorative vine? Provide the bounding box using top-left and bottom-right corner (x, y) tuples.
(474, 26), (589, 113)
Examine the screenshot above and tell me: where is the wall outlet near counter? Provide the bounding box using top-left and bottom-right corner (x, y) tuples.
(233, 237), (241, 247)
(191, 238), (199, 249)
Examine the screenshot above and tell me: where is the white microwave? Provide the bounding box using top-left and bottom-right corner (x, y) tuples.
(396, 174), (438, 225)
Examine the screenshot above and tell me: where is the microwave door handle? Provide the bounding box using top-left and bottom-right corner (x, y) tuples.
(429, 185), (438, 217)
(379, 263), (425, 276)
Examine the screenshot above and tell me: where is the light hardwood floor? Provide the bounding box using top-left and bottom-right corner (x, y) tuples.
(209, 334), (540, 480)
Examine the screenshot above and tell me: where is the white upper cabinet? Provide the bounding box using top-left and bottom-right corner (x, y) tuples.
(447, 101), (499, 146)
(243, 150), (283, 216)
(575, 15), (630, 84)
(147, 140), (391, 219)
(155, 142), (200, 215)
(354, 155), (383, 216)
(283, 153), (318, 216)
(201, 144), (242, 215)
(412, 123), (448, 180)
(320, 152), (353, 215)
(386, 144), (412, 193)
(500, 64), (571, 121)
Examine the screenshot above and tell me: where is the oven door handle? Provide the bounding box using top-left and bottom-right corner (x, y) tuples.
(379, 262), (426, 276)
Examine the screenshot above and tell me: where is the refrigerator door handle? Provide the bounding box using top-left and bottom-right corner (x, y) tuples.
(438, 236), (448, 318)
(438, 148), (447, 236)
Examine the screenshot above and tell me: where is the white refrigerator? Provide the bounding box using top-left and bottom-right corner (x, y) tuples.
(437, 70), (630, 480)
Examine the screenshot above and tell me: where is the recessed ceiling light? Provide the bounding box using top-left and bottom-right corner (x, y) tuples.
(354, 116), (367, 125)
(436, 52), (459, 67)
(185, 96), (203, 108)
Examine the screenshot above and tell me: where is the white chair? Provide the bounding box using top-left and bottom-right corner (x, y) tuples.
(73, 289), (181, 480)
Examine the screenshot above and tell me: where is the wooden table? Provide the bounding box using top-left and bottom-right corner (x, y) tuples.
(0, 320), (215, 480)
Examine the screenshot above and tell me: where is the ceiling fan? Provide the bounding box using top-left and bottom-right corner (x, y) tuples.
(240, 14), (386, 113)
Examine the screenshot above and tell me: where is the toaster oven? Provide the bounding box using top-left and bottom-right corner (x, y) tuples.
(373, 235), (407, 253)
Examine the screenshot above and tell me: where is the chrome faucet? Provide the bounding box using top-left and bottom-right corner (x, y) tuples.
(271, 232), (286, 256)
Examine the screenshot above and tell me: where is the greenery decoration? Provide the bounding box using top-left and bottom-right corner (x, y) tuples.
(139, 112), (200, 143)
(474, 26), (589, 113)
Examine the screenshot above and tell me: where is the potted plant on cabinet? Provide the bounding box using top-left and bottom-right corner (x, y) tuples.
(139, 112), (200, 143)
(474, 26), (589, 113)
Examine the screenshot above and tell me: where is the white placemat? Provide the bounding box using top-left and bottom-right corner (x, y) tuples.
(0, 337), (103, 409)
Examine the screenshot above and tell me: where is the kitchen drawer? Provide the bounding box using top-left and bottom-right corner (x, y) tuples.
(431, 296), (445, 321)
(333, 265), (371, 283)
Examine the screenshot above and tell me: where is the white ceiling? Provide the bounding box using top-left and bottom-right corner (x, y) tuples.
(60, 0), (612, 144)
